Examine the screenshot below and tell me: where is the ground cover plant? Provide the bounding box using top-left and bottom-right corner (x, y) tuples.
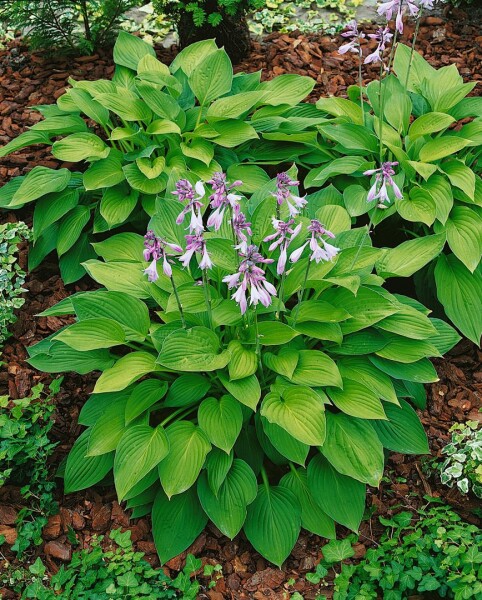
(0, 32), (316, 283)
(25, 166), (460, 566)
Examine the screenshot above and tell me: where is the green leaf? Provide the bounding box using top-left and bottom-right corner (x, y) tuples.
(393, 42), (435, 93)
(64, 429), (113, 493)
(158, 421), (211, 498)
(189, 49), (233, 105)
(261, 74), (315, 106)
(376, 234), (445, 278)
(445, 206), (482, 272)
(197, 459), (257, 539)
(371, 399), (429, 454)
(321, 538), (355, 563)
(408, 112), (456, 139)
(422, 175), (453, 225)
(0, 129), (50, 159)
(307, 454), (365, 531)
(158, 327), (230, 372)
(152, 487), (208, 564)
(100, 185), (139, 227)
(228, 340), (258, 381)
(164, 374), (211, 408)
(441, 160), (475, 200)
(218, 372), (261, 411)
(69, 88), (110, 126)
(198, 395), (243, 453)
(205, 448), (233, 496)
(207, 91), (265, 121)
(123, 163), (166, 194)
(343, 185), (371, 217)
(369, 356), (439, 383)
(180, 138), (214, 166)
(308, 156), (371, 187)
(396, 188), (436, 227)
(262, 418), (309, 466)
(321, 123), (378, 153)
(11, 166), (71, 206)
(251, 321), (300, 346)
(54, 317), (125, 350)
(114, 425), (169, 500)
(315, 205), (351, 235)
(320, 413), (385, 487)
(316, 97), (363, 124)
(52, 133), (109, 162)
(83, 152), (125, 190)
(338, 357), (399, 404)
(327, 379), (386, 420)
(279, 468), (335, 538)
(419, 136), (469, 162)
(376, 307), (438, 341)
(244, 485), (301, 567)
(170, 39), (218, 76)
(212, 119), (258, 148)
(27, 341), (114, 375)
(263, 350), (299, 380)
(125, 379), (168, 424)
(33, 189), (79, 241)
(261, 386), (326, 446)
(113, 31), (156, 71)
(429, 318), (461, 355)
(434, 255), (482, 344)
(94, 352), (160, 393)
(87, 410), (126, 456)
(290, 350), (343, 388)
(56, 205), (90, 256)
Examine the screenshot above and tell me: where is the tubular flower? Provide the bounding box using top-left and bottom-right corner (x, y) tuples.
(290, 220), (339, 264)
(273, 172), (307, 217)
(143, 230), (182, 282)
(179, 232), (213, 270)
(377, 0), (419, 34)
(263, 218), (303, 275)
(172, 179), (205, 234)
(364, 161), (403, 208)
(232, 204), (252, 253)
(206, 172), (243, 230)
(339, 19), (365, 55)
(223, 245), (276, 314)
(364, 26), (393, 64)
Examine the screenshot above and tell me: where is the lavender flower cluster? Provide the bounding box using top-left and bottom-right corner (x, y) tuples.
(143, 172), (340, 315)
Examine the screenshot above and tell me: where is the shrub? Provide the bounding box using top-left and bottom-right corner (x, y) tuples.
(0, 1), (139, 54)
(436, 421), (482, 498)
(26, 168), (459, 566)
(1, 529), (203, 598)
(0, 379), (62, 556)
(327, 503), (482, 599)
(0, 32), (316, 283)
(0, 221), (30, 346)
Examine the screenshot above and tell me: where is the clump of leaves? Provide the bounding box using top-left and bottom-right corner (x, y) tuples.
(0, 379), (62, 556)
(437, 421), (482, 498)
(1, 529), (203, 598)
(320, 503), (482, 599)
(153, 0), (265, 29)
(0, 221), (30, 347)
(0, 1), (139, 54)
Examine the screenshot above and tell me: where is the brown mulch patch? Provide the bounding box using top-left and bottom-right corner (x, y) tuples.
(1, 10), (482, 600)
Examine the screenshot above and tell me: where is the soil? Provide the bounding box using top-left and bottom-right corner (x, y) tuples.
(1, 9), (482, 599)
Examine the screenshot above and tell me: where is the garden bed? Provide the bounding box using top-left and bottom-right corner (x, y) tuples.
(1, 9), (482, 600)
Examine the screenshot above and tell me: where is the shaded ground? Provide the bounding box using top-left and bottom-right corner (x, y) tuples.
(1, 10), (482, 599)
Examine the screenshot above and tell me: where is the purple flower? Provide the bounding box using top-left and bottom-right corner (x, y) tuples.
(364, 161), (403, 208)
(377, 0), (419, 34)
(273, 172), (307, 217)
(172, 179), (205, 234)
(179, 232), (213, 270)
(419, 0), (434, 9)
(339, 19), (365, 55)
(290, 220), (339, 264)
(232, 205), (252, 253)
(143, 230), (183, 281)
(223, 245), (276, 314)
(206, 172), (243, 231)
(364, 26), (393, 64)
(263, 218), (302, 275)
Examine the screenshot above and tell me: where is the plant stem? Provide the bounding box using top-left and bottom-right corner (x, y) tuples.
(358, 46), (365, 126)
(276, 271), (286, 321)
(260, 466), (270, 490)
(405, 13), (422, 89)
(202, 269), (213, 329)
(229, 205), (240, 268)
(170, 271), (186, 328)
(160, 406), (196, 427)
(291, 259), (311, 328)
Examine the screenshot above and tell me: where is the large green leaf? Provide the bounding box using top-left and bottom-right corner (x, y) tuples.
(327, 379), (386, 420)
(263, 350), (299, 380)
(445, 207), (482, 272)
(198, 395), (243, 453)
(279, 468), (335, 539)
(419, 136), (469, 162)
(64, 429), (114, 493)
(320, 413), (385, 487)
(27, 341), (114, 375)
(218, 372), (261, 411)
(227, 340), (258, 381)
(152, 488), (208, 564)
(396, 188), (436, 227)
(33, 189), (79, 241)
(261, 386), (326, 446)
(376, 234), (445, 278)
(262, 417), (309, 466)
(125, 379), (168, 424)
(52, 133), (109, 162)
(434, 254), (482, 344)
(83, 152), (125, 190)
(337, 357), (398, 404)
(290, 350), (343, 387)
(94, 352), (160, 393)
(158, 421), (211, 498)
(114, 425), (169, 500)
(408, 112), (455, 138)
(87, 410), (126, 456)
(375, 335), (440, 363)
(207, 91), (265, 120)
(371, 400), (429, 454)
(100, 185), (139, 228)
(376, 307), (438, 341)
(189, 49), (233, 105)
(57, 205), (90, 256)
(11, 166), (71, 206)
(422, 175), (453, 225)
(113, 31), (156, 71)
(197, 459), (257, 539)
(261, 74), (315, 106)
(69, 88), (110, 126)
(244, 485), (301, 567)
(164, 374), (211, 408)
(441, 160), (475, 200)
(307, 454), (365, 532)
(54, 317), (125, 350)
(158, 327), (230, 372)
(369, 355), (439, 383)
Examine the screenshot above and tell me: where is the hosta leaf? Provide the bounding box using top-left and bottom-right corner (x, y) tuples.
(280, 468), (335, 538)
(441, 160), (475, 200)
(376, 307), (438, 340)
(158, 421), (211, 498)
(100, 185), (139, 227)
(52, 133), (109, 162)
(64, 429), (114, 493)
(189, 49), (233, 105)
(375, 335), (440, 363)
(27, 341), (113, 375)
(396, 188), (436, 227)
(307, 454), (365, 532)
(262, 417), (309, 466)
(218, 372), (261, 411)
(198, 395), (243, 453)
(320, 413), (385, 487)
(205, 448), (234, 496)
(369, 355), (439, 383)
(228, 340), (258, 381)
(244, 485), (301, 567)
(376, 234), (446, 278)
(12, 166), (71, 206)
(125, 379), (168, 424)
(263, 350), (299, 380)
(408, 112), (455, 138)
(94, 352), (160, 393)
(445, 206), (482, 272)
(338, 357), (399, 404)
(57, 205), (91, 256)
(429, 318), (461, 355)
(83, 152), (125, 190)
(419, 136), (469, 162)
(87, 410), (126, 456)
(261, 74), (315, 106)
(164, 374), (211, 408)
(290, 350), (342, 388)
(158, 327), (230, 372)
(113, 31), (156, 71)
(197, 459), (257, 539)
(54, 317), (125, 351)
(371, 399), (429, 454)
(261, 386), (326, 446)
(114, 425), (169, 499)
(327, 379), (387, 420)
(152, 488), (208, 564)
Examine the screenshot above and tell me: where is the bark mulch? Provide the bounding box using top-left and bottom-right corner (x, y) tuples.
(1, 10), (482, 599)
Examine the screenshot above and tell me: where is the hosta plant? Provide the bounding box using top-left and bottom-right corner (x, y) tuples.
(0, 31), (317, 283)
(27, 170), (459, 566)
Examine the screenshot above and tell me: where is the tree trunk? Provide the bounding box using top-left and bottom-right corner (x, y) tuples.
(177, 10), (251, 64)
